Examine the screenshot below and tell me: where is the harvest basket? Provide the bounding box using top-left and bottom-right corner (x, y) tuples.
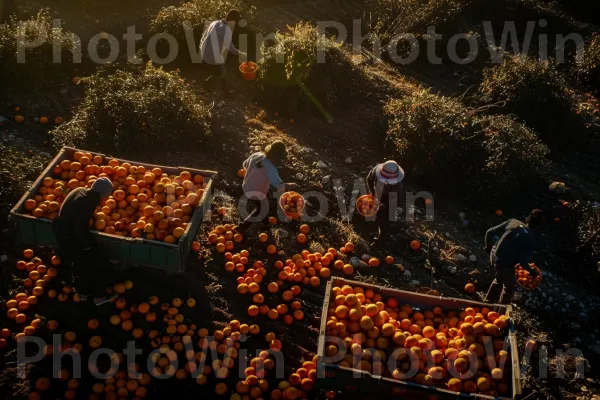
(10, 147), (216, 273)
(279, 191), (305, 220)
(356, 194), (379, 217)
(515, 264), (542, 290)
(317, 278), (521, 400)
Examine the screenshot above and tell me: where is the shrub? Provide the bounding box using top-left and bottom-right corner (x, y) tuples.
(569, 201), (600, 282)
(384, 90), (548, 196)
(0, 10), (76, 94)
(258, 23), (371, 113)
(0, 144), (49, 208)
(52, 62), (211, 155)
(364, 0), (468, 40)
(149, 0), (250, 45)
(479, 56), (587, 149)
(573, 34), (600, 85)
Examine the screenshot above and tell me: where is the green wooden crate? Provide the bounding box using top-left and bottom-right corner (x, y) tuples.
(317, 278), (522, 400)
(10, 147), (216, 274)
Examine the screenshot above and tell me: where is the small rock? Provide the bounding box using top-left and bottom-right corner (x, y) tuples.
(409, 280), (421, 286)
(549, 181), (567, 194)
(445, 232), (452, 238)
(344, 157), (352, 164)
(295, 173), (304, 181)
(403, 270), (411, 279)
(0, 254), (7, 263)
(469, 255), (477, 263)
(217, 100), (226, 108)
(566, 295), (575, 302)
(322, 175), (331, 185)
(447, 266), (457, 274)
(455, 254), (467, 263)
(316, 161), (328, 169)
(361, 254), (371, 262)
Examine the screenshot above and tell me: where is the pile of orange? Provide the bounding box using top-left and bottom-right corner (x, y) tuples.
(515, 263), (542, 289)
(23, 151), (208, 244)
(323, 282), (514, 397)
(207, 224), (244, 253)
(2, 249), (60, 348)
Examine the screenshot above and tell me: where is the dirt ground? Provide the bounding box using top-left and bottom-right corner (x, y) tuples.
(2, 0), (600, 399)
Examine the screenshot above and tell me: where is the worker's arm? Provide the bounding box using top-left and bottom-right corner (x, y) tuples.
(224, 25), (240, 55)
(366, 168), (376, 195)
(485, 220), (509, 252)
(519, 239), (536, 275)
(265, 161), (283, 189)
(74, 197), (97, 250)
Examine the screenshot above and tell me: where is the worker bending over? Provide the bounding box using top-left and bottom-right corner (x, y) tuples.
(54, 177), (116, 306)
(241, 140), (296, 223)
(366, 160), (405, 242)
(485, 209), (543, 304)
(200, 9), (243, 94)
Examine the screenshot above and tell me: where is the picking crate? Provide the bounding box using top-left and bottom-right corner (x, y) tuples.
(317, 278), (521, 400)
(9, 147), (217, 274)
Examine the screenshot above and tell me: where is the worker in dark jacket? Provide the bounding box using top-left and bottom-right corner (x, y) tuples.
(484, 209), (544, 304)
(55, 177), (115, 306)
(366, 160), (404, 242)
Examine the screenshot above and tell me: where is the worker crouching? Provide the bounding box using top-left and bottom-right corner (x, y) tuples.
(54, 177), (117, 306)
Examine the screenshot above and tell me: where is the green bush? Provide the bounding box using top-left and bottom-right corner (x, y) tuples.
(258, 23), (371, 113)
(365, 0), (468, 40)
(384, 90), (548, 196)
(0, 144), (49, 208)
(0, 10), (76, 94)
(52, 63), (211, 155)
(479, 56), (586, 148)
(149, 0), (250, 44)
(573, 34), (600, 85)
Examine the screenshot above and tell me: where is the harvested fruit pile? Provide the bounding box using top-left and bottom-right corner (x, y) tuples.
(1, 249), (62, 347)
(2, 248), (295, 400)
(22, 151), (208, 244)
(322, 281), (514, 397)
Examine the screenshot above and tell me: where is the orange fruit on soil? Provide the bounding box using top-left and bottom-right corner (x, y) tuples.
(464, 283), (476, 294)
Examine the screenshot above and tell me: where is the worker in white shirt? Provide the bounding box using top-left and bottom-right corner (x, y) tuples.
(199, 9), (243, 94)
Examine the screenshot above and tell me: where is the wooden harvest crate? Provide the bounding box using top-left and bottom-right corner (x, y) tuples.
(9, 147), (216, 274)
(317, 278), (521, 400)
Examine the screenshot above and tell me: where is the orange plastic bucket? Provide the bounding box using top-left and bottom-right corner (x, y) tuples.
(279, 192), (305, 220)
(356, 194), (379, 217)
(239, 62), (258, 80)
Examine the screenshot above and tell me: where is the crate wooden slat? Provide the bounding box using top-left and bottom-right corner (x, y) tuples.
(9, 147), (217, 273)
(317, 278), (521, 400)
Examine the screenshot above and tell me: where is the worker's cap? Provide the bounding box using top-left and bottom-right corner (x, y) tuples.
(265, 140), (288, 160)
(91, 177), (114, 198)
(375, 160), (404, 185)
